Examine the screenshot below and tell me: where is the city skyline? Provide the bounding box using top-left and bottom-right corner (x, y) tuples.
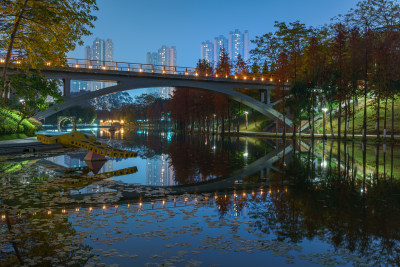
(201, 29), (249, 68)
(68, 0), (359, 67)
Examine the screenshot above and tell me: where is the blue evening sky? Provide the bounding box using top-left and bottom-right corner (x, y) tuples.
(69, 0), (360, 67)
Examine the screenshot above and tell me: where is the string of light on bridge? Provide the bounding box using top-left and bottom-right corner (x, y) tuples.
(0, 54), (290, 83)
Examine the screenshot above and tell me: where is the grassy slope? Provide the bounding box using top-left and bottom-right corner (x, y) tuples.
(316, 99), (400, 136)
(0, 108), (41, 136)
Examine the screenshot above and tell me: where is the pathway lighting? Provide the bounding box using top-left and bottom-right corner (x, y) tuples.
(322, 107), (328, 139)
(261, 77), (265, 81)
(244, 111), (249, 130)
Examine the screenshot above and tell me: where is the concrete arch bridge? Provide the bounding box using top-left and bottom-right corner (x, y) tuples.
(0, 54), (293, 127)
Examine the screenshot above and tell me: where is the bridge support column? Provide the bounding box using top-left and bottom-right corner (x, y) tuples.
(260, 91), (265, 103)
(266, 90), (271, 105)
(63, 78), (71, 97)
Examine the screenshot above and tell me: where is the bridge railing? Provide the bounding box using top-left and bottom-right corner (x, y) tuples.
(0, 53), (282, 83)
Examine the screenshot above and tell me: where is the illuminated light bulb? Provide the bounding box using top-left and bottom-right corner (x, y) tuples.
(75, 64), (79, 68)
(253, 77), (256, 80)
(89, 207), (92, 211)
(127, 203), (130, 208)
(102, 66), (106, 70)
(1, 215), (5, 219)
(139, 203), (142, 207)
(226, 75), (228, 78)
(195, 72), (198, 76)
(75, 208), (79, 212)
(215, 74), (219, 77)
(184, 198), (188, 202)
(243, 76), (247, 80)
(215, 195), (218, 199)
(47, 211), (52, 215)
(62, 209), (66, 213)
(89, 65), (92, 69)
(185, 72), (188, 76)
(206, 73), (208, 77)
(139, 68), (143, 72)
(261, 77), (265, 81)
(102, 205), (106, 210)
(127, 68), (130, 71)
(243, 193), (246, 197)
(162, 70), (166, 74)
(270, 78), (273, 82)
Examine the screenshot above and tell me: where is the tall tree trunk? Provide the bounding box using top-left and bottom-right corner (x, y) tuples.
(352, 92), (355, 139)
(338, 97), (342, 139)
(2, 0), (30, 105)
(391, 87), (395, 141)
(376, 93), (380, 139)
(384, 97), (388, 138)
(329, 104), (334, 137)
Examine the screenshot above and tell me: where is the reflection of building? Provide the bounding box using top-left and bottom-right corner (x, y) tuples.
(146, 154), (174, 186)
(146, 45), (177, 99)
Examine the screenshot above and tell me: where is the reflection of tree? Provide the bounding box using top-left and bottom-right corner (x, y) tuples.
(0, 175), (94, 266)
(0, 212), (93, 266)
(246, 148), (400, 266)
(167, 135), (247, 185)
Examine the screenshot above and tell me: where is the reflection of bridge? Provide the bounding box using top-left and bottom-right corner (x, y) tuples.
(0, 54), (292, 127)
(106, 144), (293, 200)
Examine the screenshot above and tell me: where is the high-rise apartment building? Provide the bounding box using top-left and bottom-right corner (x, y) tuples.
(229, 29), (249, 63)
(202, 30), (249, 69)
(214, 35), (228, 68)
(84, 38), (114, 93)
(200, 40), (214, 64)
(145, 45), (177, 99)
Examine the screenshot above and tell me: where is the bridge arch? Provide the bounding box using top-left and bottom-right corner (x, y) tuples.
(57, 116), (77, 132)
(36, 79), (293, 127)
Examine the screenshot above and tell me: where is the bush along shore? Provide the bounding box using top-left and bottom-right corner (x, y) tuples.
(0, 108), (42, 139)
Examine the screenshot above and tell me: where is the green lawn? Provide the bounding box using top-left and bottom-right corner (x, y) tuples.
(316, 99), (400, 136)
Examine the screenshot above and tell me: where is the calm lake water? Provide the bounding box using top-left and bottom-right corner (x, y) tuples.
(1, 128), (400, 266)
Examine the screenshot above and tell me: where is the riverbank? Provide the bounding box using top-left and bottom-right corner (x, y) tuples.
(0, 137), (63, 154)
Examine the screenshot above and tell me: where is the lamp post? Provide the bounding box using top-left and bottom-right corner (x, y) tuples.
(244, 111), (248, 130)
(322, 107), (328, 140)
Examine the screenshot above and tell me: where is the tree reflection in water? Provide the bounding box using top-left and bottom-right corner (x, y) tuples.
(215, 141), (400, 266)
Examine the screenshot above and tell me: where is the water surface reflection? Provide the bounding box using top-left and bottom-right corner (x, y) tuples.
(0, 131), (400, 266)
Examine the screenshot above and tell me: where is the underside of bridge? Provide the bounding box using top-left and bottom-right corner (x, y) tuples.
(35, 70), (293, 127)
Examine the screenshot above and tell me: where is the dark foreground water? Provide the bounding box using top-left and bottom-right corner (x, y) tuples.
(1, 128), (400, 266)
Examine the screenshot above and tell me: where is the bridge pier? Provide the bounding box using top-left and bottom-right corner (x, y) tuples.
(259, 89), (271, 105)
(63, 78), (71, 97)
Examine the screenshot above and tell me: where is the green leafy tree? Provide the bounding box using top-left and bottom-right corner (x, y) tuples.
(5, 71), (62, 129)
(0, 0), (98, 104)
